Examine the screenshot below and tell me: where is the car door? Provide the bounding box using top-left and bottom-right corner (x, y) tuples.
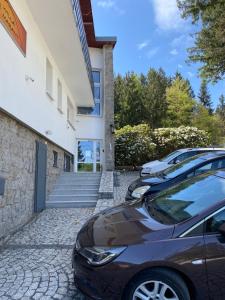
(204, 208), (225, 299)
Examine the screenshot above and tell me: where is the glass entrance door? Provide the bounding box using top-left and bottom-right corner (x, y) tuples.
(77, 140), (101, 172)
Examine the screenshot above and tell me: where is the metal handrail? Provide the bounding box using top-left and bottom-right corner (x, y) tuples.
(71, 0), (94, 93)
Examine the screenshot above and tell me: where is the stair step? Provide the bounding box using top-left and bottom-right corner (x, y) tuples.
(53, 184), (99, 189)
(61, 173), (101, 177)
(46, 201), (97, 208)
(51, 189), (98, 195)
(57, 179), (100, 184)
(49, 195), (98, 202)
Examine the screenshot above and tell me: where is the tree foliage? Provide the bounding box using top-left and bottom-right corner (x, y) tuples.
(164, 77), (195, 127)
(177, 0), (225, 82)
(198, 80), (213, 114)
(114, 67), (224, 145)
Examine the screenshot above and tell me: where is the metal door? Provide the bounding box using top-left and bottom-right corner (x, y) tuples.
(34, 141), (47, 212)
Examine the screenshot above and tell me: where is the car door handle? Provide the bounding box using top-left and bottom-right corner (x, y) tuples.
(192, 259), (204, 265)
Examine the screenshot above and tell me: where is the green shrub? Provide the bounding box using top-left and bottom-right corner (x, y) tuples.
(153, 126), (210, 157)
(115, 124), (156, 167)
(115, 124), (210, 167)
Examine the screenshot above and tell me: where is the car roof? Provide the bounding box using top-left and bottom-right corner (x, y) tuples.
(197, 151), (225, 161)
(178, 147), (225, 153)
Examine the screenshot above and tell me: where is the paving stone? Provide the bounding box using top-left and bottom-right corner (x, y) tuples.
(0, 172), (137, 299)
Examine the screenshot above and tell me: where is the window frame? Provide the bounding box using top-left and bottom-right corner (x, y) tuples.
(77, 69), (103, 117)
(46, 58), (54, 100)
(67, 97), (75, 130)
(57, 79), (63, 113)
(53, 151), (58, 168)
(179, 206), (225, 238)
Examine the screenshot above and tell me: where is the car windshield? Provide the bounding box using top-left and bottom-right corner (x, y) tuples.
(159, 150), (182, 162)
(162, 157), (204, 179)
(146, 174), (225, 225)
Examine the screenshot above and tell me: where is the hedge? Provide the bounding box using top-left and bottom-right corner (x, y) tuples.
(115, 125), (210, 167)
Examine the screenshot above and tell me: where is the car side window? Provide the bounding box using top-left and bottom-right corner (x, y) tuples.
(206, 209), (225, 234)
(195, 163), (213, 176)
(174, 152), (196, 164)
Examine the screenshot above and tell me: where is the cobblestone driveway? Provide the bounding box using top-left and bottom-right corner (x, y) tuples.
(0, 172), (138, 300)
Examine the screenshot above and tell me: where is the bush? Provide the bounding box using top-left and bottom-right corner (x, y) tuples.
(153, 126), (210, 157)
(115, 124), (156, 167)
(115, 125), (210, 167)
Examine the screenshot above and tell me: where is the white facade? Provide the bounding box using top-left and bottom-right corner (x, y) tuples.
(0, 0), (94, 155)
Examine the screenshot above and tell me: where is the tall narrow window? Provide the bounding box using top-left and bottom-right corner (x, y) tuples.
(77, 70), (102, 116)
(57, 79), (63, 112)
(46, 58), (53, 98)
(67, 97), (75, 127)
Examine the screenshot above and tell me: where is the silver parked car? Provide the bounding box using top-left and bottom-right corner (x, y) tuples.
(140, 148), (225, 176)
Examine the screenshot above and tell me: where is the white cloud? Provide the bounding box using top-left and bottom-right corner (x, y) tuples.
(178, 64), (183, 69)
(170, 49), (179, 56)
(147, 47), (159, 59)
(97, 0), (115, 8)
(151, 0), (186, 30)
(170, 34), (194, 48)
(97, 0), (125, 15)
(137, 40), (150, 50)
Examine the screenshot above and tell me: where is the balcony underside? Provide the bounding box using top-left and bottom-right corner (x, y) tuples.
(26, 0), (94, 107)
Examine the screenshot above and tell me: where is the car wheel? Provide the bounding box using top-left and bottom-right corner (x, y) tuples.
(125, 269), (190, 300)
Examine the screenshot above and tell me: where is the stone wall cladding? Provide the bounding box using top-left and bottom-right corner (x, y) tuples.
(98, 171), (114, 199)
(103, 45), (115, 171)
(0, 110), (70, 240)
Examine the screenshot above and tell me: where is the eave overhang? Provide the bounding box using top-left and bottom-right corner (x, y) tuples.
(80, 0), (117, 49)
(26, 0), (94, 107)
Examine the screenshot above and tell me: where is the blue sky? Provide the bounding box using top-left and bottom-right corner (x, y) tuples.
(92, 0), (225, 108)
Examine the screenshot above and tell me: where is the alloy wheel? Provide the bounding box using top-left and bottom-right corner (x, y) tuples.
(133, 280), (179, 300)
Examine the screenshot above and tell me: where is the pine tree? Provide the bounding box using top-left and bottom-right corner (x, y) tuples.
(178, 0), (225, 82)
(216, 94), (225, 122)
(198, 80), (213, 114)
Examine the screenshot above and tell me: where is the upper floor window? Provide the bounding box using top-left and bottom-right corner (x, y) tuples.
(67, 97), (75, 128)
(46, 58), (53, 99)
(77, 70), (102, 116)
(57, 79), (63, 112)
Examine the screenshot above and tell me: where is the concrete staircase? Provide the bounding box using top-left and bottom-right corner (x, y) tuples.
(46, 172), (101, 208)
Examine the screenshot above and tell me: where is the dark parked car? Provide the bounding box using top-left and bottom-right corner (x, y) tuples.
(126, 151), (225, 201)
(73, 170), (225, 300)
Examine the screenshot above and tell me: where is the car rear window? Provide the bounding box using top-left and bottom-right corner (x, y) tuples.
(146, 174), (225, 225)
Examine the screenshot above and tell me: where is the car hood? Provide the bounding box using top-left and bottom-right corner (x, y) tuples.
(142, 160), (169, 171)
(129, 175), (167, 191)
(77, 201), (174, 247)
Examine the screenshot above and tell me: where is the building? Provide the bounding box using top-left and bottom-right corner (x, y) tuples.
(0, 0), (116, 240)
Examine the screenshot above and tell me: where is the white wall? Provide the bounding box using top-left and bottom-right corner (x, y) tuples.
(0, 0), (84, 154)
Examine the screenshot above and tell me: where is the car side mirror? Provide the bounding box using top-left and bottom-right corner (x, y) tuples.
(218, 223), (225, 236)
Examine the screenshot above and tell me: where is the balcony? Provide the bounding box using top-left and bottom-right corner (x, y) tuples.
(72, 0), (93, 92)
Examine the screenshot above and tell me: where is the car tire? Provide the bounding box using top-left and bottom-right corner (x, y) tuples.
(124, 268), (190, 300)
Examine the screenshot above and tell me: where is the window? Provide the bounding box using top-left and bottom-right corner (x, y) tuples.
(53, 151), (58, 168)
(195, 163), (213, 176)
(46, 58), (53, 98)
(77, 70), (102, 116)
(175, 151), (197, 163)
(67, 97), (75, 127)
(146, 174), (225, 225)
(163, 157), (204, 179)
(57, 79), (63, 112)
(206, 209), (225, 234)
